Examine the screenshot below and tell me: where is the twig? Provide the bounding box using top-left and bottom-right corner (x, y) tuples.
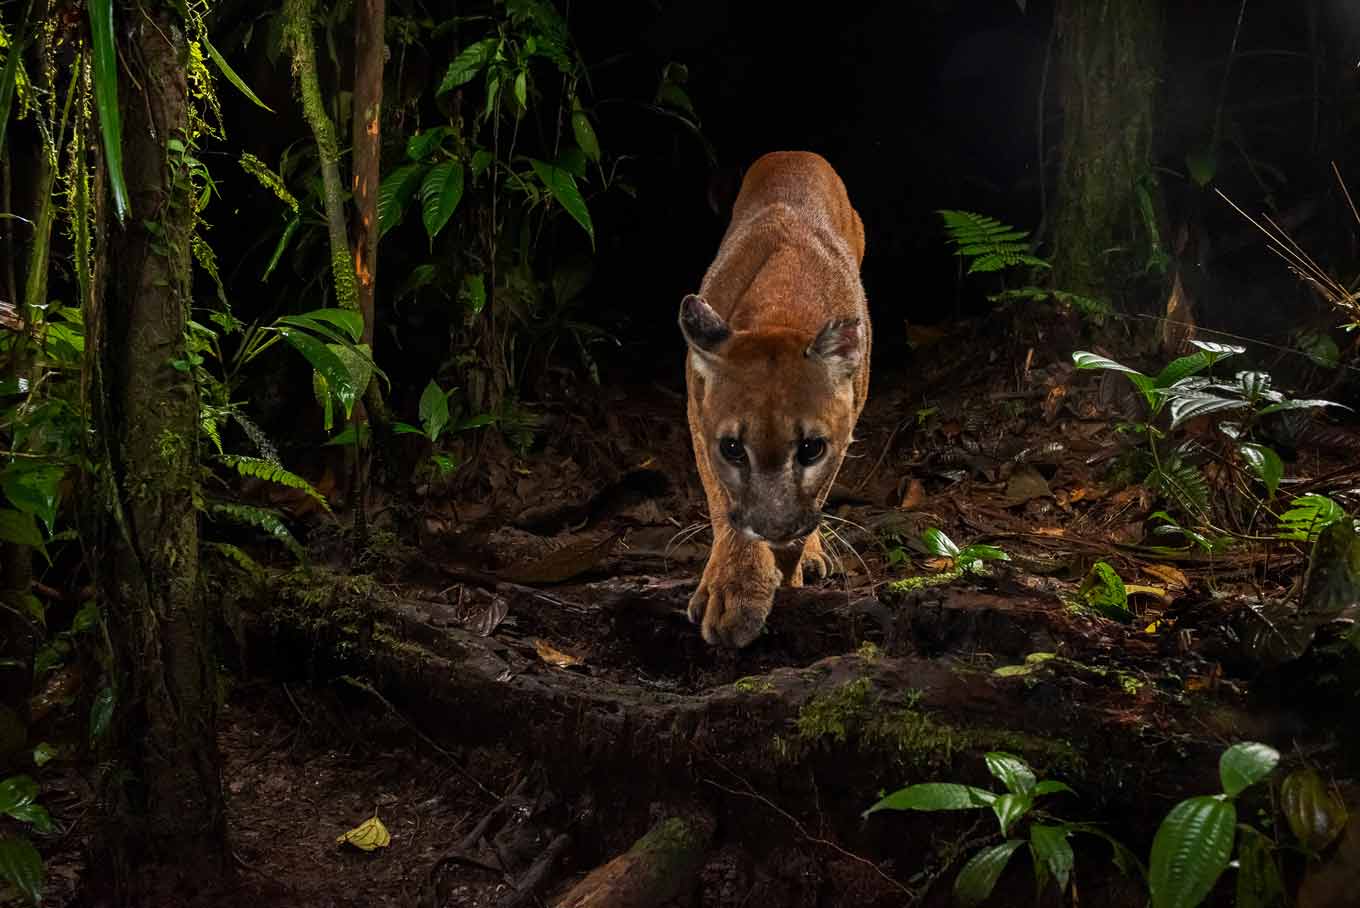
(702, 776), (916, 900)
(339, 676), (497, 801)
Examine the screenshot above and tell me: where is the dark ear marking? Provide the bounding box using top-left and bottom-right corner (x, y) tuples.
(679, 294), (731, 354)
(807, 317), (863, 376)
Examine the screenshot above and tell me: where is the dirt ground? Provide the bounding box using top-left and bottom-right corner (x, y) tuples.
(21, 318), (1360, 907)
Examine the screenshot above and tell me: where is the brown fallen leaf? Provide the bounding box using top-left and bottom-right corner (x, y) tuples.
(1142, 563), (1190, 590)
(533, 638), (584, 669)
(898, 479), (925, 510)
(500, 532), (622, 585)
(1004, 465), (1052, 507)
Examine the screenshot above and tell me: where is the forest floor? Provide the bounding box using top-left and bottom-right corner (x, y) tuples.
(28, 318), (1360, 907)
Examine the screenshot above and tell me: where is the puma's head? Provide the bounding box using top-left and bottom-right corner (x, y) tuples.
(680, 293), (863, 547)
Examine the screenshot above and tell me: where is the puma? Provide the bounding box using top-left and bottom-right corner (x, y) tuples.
(679, 151), (870, 648)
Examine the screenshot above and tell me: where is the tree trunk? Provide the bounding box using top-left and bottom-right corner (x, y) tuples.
(351, 0), (384, 354)
(86, 3), (226, 899)
(1051, 0), (1164, 308)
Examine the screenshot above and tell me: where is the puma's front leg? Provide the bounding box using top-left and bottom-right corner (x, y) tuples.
(687, 521), (781, 648)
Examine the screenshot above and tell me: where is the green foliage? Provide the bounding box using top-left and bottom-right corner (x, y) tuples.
(0, 835), (44, 907)
(1078, 561), (1133, 621)
(218, 456), (330, 513)
(1276, 494), (1347, 542)
(207, 503), (305, 560)
(87, 0), (129, 224)
(940, 211), (1111, 321)
(865, 751), (1135, 906)
(1147, 742), (1280, 908)
(922, 527), (1009, 574)
(939, 210), (1049, 274)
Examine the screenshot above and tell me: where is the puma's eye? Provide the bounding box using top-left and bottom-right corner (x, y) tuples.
(719, 437), (746, 465)
(797, 437), (827, 467)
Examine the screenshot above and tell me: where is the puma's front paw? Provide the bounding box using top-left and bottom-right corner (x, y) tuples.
(688, 551), (779, 648)
(798, 532), (834, 583)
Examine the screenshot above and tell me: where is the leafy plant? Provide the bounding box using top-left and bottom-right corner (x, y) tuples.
(1147, 742), (1280, 908)
(922, 528), (1010, 575)
(940, 210), (1110, 321)
(864, 751), (1140, 906)
(0, 774), (54, 906)
(390, 379), (496, 477)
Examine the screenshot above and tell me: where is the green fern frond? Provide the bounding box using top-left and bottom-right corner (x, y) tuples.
(218, 455), (330, 513)
(201, 414), (224, 456)
(1149, 458), (1210, 520)
(206, 542), (265, 579)
(1051, 290), (1112, 321)
(938, 210), (1050, 275)
(207, 502), (304, 560)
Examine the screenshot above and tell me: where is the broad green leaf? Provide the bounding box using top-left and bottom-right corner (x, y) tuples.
(990, 792), (1032, 836)
(985, 752), (1036, 795)
(30, 744), (55, 768)
(512, 69), (527, 110)
(1219, 742), (1279, 797)
(863, 783), (995, 817)
(1280, 767), (1349, 851)
(1189, 340), (1246, 356)
(1256, 398), (1348, 416)
(922, 527), (960, 558)
(461, 273), (487, 315)
(1149, 795), (1236, 908)
(557, 146), (587, 178)
(958, 544), (1010, 567)
(377, 163), (425, 238)
(1033, 780), (1075, 797)
(205, 37), (273, 112)
(954, 839), (1025, 908)
(0, 835), (43, 907)
(471, 149), (494, 178)
(406, 126), (452, 162)
(328, 343), (373, 407)
(89, 686), (114, 742)
(437, 37), (499, 95)
(572, 110), (600, 162)
(1168, 393), (1248, 430)
(1079, 561), (1133, 621)
(278, 330), (358, 416)
(70, 601), (98, 635)
(0, 510), (42, 547)
(1235, 824), (1286, 908)
(392, 423), (426, 436)
(1239, 444), (1283, 499)
(0, 777), (37, 815)
(88, 0), (129, 224)
(420, 160), (465, 242)
(1185, 147), (1217, 187)
(7, 804), (52, 835)
(530, 158), (594, 245)
(276, 308), (364, 344)
(1072, 352), (1156, 405)
(1030, 824), (1074, 894)
(1, 466), (64, 535)
(418, 381), (450, 441)
(1154, 351), (1216, 388)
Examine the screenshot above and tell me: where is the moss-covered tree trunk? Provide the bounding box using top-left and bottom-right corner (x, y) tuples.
(86, 2), (226, 899)
(1051, 0), (1164, 307)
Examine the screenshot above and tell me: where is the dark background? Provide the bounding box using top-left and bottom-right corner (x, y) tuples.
(212, 0), (1360, 395)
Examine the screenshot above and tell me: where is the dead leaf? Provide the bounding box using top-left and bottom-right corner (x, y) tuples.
(1004, 465), (1052, 507)
(337, 815), (391, 851)
(500, 532), (622, 584)
(1125, 583), (1169, 602)
(1142, 563), (1190, 590)
(534, 638), (583, 669)
(1035, 527), (1066, 537)
(474, 596), (510, 637)
(898, 479), (925, 510)
(1043, 384), (1066, 423)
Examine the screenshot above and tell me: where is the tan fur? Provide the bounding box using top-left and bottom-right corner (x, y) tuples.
(680, 152), (870, 647)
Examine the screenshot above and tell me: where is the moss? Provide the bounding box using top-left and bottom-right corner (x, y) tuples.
(734, 676), (775, 695)
(883, 570), (964, 595)
(787, 676), (1085, 778)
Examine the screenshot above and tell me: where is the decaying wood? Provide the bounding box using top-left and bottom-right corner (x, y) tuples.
(552, 811), (715, 908)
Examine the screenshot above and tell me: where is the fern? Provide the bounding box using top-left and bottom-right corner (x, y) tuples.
(939, 210), (1051, 274)
(200, 414), (224, 456)
(1149, 458), (1210, 521)
(206, 542), (265, 579)
(206, 502), (304, 560)
(218, 455), (330, 513)
(1277, 494), (1347, 542)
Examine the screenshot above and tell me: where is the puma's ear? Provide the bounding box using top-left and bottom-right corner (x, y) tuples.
(807, 317), (863, 378)
(679, 294), (731, 357)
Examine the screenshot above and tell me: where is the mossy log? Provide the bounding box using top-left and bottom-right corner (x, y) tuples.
(552, 811), (715, 908)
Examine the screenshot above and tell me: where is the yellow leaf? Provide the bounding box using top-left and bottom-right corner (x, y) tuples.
(1125, 583), (1167, 600)
(336, 815), (391, 851)
(533, 638), (583, 669)
(1144, 620), (1161, 633)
